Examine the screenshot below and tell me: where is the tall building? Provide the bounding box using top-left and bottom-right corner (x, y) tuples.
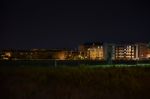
(113, 43), (136, 60)
(105, 42), (150, 60)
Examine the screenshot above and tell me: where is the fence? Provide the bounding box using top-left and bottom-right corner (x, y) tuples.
(0, 59), (150, 67)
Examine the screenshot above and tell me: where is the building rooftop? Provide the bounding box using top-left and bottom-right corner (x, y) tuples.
(82, 42), (103, 46)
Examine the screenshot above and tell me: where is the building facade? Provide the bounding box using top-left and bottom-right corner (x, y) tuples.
(112, 44), (136, 60)
(0, 49), (68, 60)
(105, 42), (150, 60)
(1, 42), (150, 61)
(79, 42), (104, 60)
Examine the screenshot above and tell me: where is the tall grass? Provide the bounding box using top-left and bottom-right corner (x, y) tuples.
(0, 66), (150, 99)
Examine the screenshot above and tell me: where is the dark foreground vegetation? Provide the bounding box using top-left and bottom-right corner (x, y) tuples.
(0, 66), (150, 99)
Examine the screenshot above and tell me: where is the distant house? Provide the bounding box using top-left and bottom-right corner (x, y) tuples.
(79, 42), (104, 60)
(0, 49), (69, 60)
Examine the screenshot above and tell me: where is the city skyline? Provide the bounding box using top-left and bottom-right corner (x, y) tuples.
(1, 42), (150, 60)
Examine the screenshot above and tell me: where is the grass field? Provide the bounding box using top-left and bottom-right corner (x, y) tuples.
(0, 66), (150, 99)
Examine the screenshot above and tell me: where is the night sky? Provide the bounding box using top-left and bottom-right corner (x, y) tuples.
(1, 0), (150, 49)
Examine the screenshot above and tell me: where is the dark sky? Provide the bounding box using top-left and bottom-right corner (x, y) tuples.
(1, 0), (150, 49)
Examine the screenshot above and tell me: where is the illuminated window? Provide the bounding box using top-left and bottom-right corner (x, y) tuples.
(5, 52), (11, 57)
